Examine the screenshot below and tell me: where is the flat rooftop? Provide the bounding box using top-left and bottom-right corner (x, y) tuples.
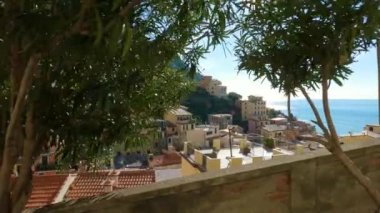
(262, 124), (287, 132)
(191, 145), (293, 169)
(340, 135), (378, 144)
(209, 114), (232, 117)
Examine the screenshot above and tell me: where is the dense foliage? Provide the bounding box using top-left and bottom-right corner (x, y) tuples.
(0, 0), (238, 211)
(236, 0), (380, 94)
(182, 88), (243, 124)
(234, 0), (380, 207)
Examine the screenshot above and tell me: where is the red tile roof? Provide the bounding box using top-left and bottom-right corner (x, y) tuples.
(117, 170), (155, 188)
(65, 171), (109, 200)
(24, 172), (68, 209)
(65, 170), (155, 200)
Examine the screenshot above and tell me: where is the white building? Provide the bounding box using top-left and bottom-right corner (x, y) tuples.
(186, 125), (220, 148)
(261, 125), (287, 138)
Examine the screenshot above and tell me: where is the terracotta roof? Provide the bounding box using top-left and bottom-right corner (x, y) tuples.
(117, 170), (155, 188)
(151, 152), (181, 167)
(65, 170), (155, 200)
(24, 172), (68, 209)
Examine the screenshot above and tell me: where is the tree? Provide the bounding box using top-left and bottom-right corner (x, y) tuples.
(267, 108), (282, 119)
(182, 88), (246, 128)
(0, 0), (236, 211)
(378, 39), (380, 125)
(235, 0), (380, 208)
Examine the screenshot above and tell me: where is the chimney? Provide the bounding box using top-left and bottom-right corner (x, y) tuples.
(102, 178), (114, 193)
(148, 154), (154, 168)
(183, 142), (188, 155)
(109, 170), (120, 188)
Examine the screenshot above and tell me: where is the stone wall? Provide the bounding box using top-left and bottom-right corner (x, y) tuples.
(31, 140), (380, 213)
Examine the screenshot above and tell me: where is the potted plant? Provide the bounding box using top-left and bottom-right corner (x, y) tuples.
(263, 138), (275, 150)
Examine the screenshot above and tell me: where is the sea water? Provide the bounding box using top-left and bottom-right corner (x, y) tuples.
(269, 99), (379, 135)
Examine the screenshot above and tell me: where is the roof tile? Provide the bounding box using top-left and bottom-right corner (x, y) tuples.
(23, 172), (68, 209)
(65, 170), (154, 200)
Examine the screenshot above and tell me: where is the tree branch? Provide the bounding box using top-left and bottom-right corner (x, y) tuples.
(298, 135), (329, 147)
(119, 0), (142, 17)
(0, 53), (40, 212)
(321, 76), (339, 148)
(299, 86), (330, 139)
(4, 54), (40, 144)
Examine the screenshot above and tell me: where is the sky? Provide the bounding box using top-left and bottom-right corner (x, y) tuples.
(199, 39), (378, 103)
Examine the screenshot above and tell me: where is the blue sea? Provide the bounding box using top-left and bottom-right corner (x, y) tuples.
(269, 99), (379, 135)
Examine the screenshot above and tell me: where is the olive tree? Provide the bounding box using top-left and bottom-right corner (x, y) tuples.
(235, 0), (380, 207)
(0, 0), (237, 211)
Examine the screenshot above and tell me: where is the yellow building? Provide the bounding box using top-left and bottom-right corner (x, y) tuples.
(241, 96), (268, 121)
(198, 76), (227, 97)
(181, 156), (201, 176)
(164, 106), (194, 144)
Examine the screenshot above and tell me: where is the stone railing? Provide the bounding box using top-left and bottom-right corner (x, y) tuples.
(30, 140), (380, 213)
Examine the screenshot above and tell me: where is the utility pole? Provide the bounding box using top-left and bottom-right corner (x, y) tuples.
(228, 127), (235, 157)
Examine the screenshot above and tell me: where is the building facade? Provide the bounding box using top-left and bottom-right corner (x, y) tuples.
(199, 76), (227, 97)
(208, 114), (233, 129)
(248, 118), (270, 134)
(241, 96), (268, 121)
(164, 106), (195, 147)
(261, 125), (287, 138)
(186, 125), (220, 148)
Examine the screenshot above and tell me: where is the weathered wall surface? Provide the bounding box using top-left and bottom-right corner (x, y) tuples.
(181, 156), (201, 177)
(32, 141), (380, 213)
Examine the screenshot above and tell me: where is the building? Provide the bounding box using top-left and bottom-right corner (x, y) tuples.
(261, 124), (287, 138)
(241, 96), (268, 121)
(208, 114), (233, 129)
(38, 140), (380, 213)
(186, 124), (220, 148)
(180, 139), (292, 176)
(23, 169), (155, 209)
(198, 76), (227, 97)
(164, 106), (195, 146)
(248, 118), (270, 134)
(227, 125), (244, 134)
(364, 124), (380, 137)
(270, 117), (288, 125)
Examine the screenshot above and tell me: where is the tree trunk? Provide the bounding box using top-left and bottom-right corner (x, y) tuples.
(377, 39), (380, 125)
(0, 53), (40, 212)
(321, 77), (380, 207)
(299, 87), (330, 138)
(287, 94), (292, 122)
(11, 106), (36, 213)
